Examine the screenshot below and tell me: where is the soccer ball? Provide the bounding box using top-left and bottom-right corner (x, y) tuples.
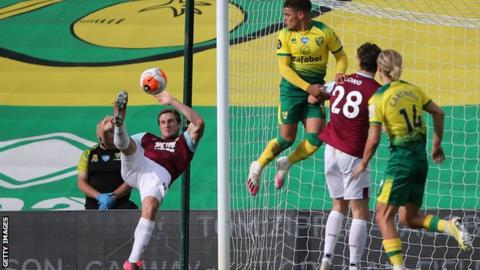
(140, 67), (167, 95)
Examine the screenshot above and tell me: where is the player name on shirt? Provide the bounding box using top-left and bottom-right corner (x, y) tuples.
(345, 77), (363, 86)
(139, 132), (194, 181)
(154, 141), (176, 153)
(389, 90), (420, 106)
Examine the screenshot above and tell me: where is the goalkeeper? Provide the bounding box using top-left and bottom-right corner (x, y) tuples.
(352, 49), (472, 270)
(247, 0), (348, 195)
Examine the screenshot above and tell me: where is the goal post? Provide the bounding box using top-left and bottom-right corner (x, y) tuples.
(217, 0), (230, 269)
(219, 0), (479, 269)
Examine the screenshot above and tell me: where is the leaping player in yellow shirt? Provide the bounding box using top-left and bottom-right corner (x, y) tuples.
(247, 0), (348, 195)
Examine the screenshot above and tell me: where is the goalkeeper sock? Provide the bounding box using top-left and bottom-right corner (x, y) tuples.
(422, 215), (447, 233)
(349, 219), (367, 267)
(383, 238), (404, 268)
(114, 123), (130, 150)
(287, 136), (319, 164)
(129, 217), (155, 263)
(323, 210), (344, 259)
(258, 137), (292, 168)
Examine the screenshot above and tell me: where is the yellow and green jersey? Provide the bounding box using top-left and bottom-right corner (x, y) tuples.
(369, 80), (432, 155)
(277, 21), (343, 97)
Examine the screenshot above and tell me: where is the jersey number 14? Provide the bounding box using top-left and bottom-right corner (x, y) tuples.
(399, 105), (422, 133)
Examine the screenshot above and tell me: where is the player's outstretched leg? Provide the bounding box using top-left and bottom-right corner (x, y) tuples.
(446, 217), (473, 250)
(114, 90), (128, 127)
(113, 91), (131, 151)
(274, 156), (291, 189)
(123, 260), (144, 270)
(246, 161), (262, 196)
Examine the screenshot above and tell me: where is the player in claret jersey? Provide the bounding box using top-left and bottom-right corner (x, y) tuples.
(113, 90), (205, 270)
(318, 42), (381, 270)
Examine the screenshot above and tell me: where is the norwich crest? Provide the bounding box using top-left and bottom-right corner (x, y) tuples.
(315, 37), (323, 46)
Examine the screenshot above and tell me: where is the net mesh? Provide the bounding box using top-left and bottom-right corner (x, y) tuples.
(228, 0), (479, 269)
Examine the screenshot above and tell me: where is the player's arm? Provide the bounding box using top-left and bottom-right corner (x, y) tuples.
(278, 56), (309, 90)
(352, 124), (382, 178)
(332, 49), (348, 83)
(279, 56), (329, 99)
(326, 27), (348, 83)
(424, 100), (445, 163)
(277, 30), (310, 91)
(154, 90), (205, 142)
(352, 96), (383, 178)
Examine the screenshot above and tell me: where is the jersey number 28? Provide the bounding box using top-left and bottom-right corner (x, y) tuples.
(330, 85), (363, 119)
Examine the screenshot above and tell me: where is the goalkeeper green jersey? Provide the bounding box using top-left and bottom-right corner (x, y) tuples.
(276, 20), (343, 98)
(368, 80), (432, 157)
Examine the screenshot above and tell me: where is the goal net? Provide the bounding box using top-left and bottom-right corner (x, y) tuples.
(227, 0), (479, 269)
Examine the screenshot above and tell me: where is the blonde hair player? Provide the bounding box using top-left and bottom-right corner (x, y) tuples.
(352, 49), (472, 270)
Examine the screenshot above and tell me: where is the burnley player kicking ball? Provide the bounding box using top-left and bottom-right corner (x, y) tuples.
(317, 42), (382, 270)
(113, 90), (204, 270)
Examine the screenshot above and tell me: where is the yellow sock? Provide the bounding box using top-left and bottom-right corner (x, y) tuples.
(258, 139), (281, 168)
(287, 140), (318, 164)
(383, 238), (404, 267)
(437, 219), (447, 232)
(422, 215), (447, 233)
